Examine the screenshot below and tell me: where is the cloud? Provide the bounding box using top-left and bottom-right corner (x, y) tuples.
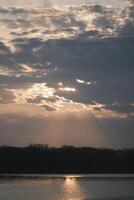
(0, 88), (15, 103)
(59, 87), (76, 92)
(0, 34), (134, 115)
(0, 0), (134, 147)
(76, 79), (97, 85)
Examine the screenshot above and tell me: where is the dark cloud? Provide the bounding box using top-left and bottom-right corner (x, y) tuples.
(0, 1), (134, 147)
(119, 20), (134, 37)
(93, 16), (115, 29)
(0, 7), (27, 15)
(0, 35), (134, 113)
(103, 103), (134, 115)
(89, 4), (105, 13)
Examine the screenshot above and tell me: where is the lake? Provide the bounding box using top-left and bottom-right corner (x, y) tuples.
(0, 174), (134, 200)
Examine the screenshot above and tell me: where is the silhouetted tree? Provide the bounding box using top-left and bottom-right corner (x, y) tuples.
(0, 145), (134, 174)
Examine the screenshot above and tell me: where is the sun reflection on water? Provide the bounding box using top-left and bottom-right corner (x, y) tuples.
(60, 176), (87, 200)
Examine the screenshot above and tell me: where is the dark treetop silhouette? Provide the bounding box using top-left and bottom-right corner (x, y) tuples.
(0, 145), (134, 174)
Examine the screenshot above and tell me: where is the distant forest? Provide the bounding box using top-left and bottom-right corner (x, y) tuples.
(0, 145), (134, 174)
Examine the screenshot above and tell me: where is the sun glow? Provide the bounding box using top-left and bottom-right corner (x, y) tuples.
(8, 83), (55, 104)
(59, 87), (76, 92)
(65, 176), (76, 184)
(76, 79), (85, 84)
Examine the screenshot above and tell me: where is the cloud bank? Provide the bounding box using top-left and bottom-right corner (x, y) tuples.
(0, 0), (134, 148)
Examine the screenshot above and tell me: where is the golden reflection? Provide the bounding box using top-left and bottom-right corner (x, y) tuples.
(61, 176), (86, 200)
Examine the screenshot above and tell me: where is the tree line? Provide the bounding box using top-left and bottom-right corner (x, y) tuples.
(0, 145), (134, 174)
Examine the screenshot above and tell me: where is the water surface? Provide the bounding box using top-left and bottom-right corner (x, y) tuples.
(0, 174), (134, 200)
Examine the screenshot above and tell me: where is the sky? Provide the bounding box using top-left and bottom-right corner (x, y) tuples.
(0, 0), (134, 148)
